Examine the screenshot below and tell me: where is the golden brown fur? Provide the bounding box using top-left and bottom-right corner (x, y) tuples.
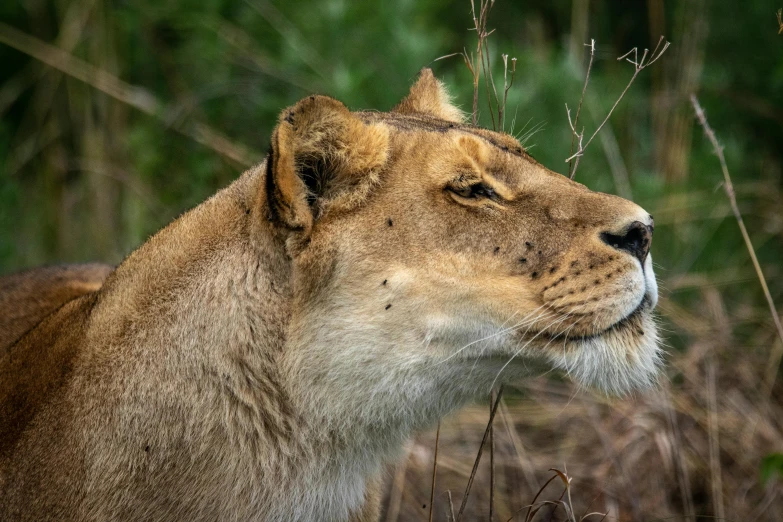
(0, 69), (659, 521)
(0, 263), (113, 352)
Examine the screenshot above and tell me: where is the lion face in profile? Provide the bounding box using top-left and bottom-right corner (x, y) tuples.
(271, 70), (659, 406)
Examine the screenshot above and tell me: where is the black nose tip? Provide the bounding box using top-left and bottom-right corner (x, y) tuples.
(600, 220), (653, 264)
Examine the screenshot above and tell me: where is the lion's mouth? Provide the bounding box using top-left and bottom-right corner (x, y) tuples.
(534, 295), (651, 343)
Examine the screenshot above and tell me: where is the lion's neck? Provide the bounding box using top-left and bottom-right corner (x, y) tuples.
(281, 316), (529, 479)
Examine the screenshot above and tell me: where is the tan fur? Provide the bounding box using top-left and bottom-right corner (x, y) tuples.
(0, 264), (113, 352)
(0, 69), (660, 521)
(393, 68), (465, 123)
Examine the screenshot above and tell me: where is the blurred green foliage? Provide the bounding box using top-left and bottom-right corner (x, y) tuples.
(761, 452), (783, 485)
(1, 0), (782, 344)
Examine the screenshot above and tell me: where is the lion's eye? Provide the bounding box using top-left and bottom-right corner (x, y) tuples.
(450, 183), (496, 200)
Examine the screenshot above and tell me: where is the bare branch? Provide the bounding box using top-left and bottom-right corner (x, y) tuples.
(434, 52), (462, 62)
(568, 39), (595, 178)
(498, 54), (517, 130)
(567, 36), (670, 180)
(428, 422), (441, 522)
(457, 0), (518, 130)
(455, 386), (503, 522)
(489, 392), (496, 521)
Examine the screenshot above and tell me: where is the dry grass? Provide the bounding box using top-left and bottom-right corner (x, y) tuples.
(381, 312), (783, 520)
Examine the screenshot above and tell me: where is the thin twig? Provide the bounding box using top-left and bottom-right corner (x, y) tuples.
(456, 386), (504, 522)
(464, 0), (494, 126)
(568, 39), (595, 178)
(481, 42), (497, 130)
(454, 0), (518, 132)
(777, 8), (783, 34)
(484, 41), (500, 131)
(489, 392), (496, 521)
(544, 468), (573, 522)
(528, 469), (562, 522)
(477, 2), (497, 131)
(447, 490), (456, 522)
(499, 54), (517, 131)
(567, 36), (670, 179)
(521, 474), (560, 522)
(429, 422), (441, 522)
(690, 95), (783, 391)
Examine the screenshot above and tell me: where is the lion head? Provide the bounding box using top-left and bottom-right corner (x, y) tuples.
(265, 69), (659, 434)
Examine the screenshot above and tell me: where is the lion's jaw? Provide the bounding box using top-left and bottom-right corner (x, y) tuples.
(285, 253), (659, 458)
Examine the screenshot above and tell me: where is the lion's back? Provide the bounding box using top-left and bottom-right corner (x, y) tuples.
(0, 263), (113, 352)
(0, 265), (112, 519)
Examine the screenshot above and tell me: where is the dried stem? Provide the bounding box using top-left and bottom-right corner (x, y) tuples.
(546, 468), (574, 522)
(778, 8), (783, 34)
(447, 490), (456, 522)
(428, 422), (441, 522)
(462, 0), (497, 126)
(456, 386), (503, 522)
(568, 39), (595, 178)
(481, 40), (497, 130)
(498, 54), (517, 131)
(690, 95), (783, 396)
(489, 392), (496, 521)
(567, 36), (670, 179)
(457, 0), (517, 131)
(521, 471), (567, 522)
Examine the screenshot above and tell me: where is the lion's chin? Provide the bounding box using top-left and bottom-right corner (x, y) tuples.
(546, 308), (662, 395)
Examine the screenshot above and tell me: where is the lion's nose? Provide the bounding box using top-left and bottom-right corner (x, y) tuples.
(600, 219), (653, 264)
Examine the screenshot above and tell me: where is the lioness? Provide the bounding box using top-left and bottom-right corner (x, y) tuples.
(0, 69), (659, 521)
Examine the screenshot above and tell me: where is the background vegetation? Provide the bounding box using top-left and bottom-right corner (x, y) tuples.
(1, 0), (782, 520)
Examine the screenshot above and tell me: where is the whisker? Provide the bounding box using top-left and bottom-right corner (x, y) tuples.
(437, 305), (550, 365)
(468, 309), (557, 375)
(490, 313), (574, 389)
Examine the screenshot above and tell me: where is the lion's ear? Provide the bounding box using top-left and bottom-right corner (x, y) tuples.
(393, 68), (465, 123)
(266, 95), (389, 235)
